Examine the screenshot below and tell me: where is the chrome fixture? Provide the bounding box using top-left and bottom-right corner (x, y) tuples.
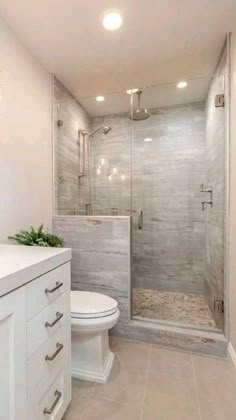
(81, 125), (112, 138)
(202, 201), (213, 211)
(200, 184), (213, 193)
(57, 119), (63, 127)
(77, 126), (111, 178)
(45, 281), (63, 294)
(129, 90), (149, 121)
(138, 208), (144, 229)
(43, 390), (62, 415)
(45, 342), (64, 361)
(214, 299), (224, 313)
(45, 312), (63, 328)
(201, 184), (213, 211)
(215, 94), (225, 108)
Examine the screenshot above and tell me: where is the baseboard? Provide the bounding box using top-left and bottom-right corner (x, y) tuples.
(72, 351), (115, 384)
(228, 342), (236, 367)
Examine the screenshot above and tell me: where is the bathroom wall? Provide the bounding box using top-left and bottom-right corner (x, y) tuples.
(53, 216), (131, 328)
(54, 78), (90, 215)
(91, 103), (206, 294)
(0, 17), (53, 242)
(205, 46), (227, 329)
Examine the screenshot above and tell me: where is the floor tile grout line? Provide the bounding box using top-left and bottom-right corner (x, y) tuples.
(140, 343), (152, 420)
(191, 353), (203, 420)
(80, 383), (96, 419)
(87, 394), (142, 408)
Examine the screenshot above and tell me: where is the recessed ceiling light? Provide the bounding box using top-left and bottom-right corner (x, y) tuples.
(101, 9), (123, 31)
(177, 81), (188, 89)
(96, 96), (105, 102)
(144, 138), (152, 142)
(126, 88), (139, 95)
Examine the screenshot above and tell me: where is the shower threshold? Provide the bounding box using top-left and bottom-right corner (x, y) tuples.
(132, 288), (219, 331)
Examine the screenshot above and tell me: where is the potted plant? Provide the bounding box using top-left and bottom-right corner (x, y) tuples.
(9, 224), (64, 247)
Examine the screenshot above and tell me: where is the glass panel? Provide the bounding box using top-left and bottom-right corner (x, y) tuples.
(130, 77), (225, 331)
(54, 81), (132, 216)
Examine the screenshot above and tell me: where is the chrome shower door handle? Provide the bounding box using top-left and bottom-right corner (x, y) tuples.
(138, 208), (144, 230)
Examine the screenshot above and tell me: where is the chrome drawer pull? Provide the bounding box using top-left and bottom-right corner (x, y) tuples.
(45, 342), (64, 361)
(45, 281), (63, 294)
(43, 390), (62, 415)
(45, 312), (63, 328)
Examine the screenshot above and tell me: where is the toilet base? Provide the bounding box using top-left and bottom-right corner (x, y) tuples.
(71, 328), (115, 384)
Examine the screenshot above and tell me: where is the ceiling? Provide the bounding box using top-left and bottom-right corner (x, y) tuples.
(81, 76), (213, 117)
(0, 0), (235, 114)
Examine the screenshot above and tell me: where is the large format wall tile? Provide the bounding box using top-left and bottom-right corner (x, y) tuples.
(53, 216), (131, 329)
(54, 78), (91, 215)
(90, 103), (206, 294)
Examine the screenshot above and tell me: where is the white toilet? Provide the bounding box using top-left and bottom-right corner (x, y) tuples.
(71, 291), (119, 384)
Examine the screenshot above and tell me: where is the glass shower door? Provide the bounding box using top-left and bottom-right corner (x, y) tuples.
(131, 82), (223, 331)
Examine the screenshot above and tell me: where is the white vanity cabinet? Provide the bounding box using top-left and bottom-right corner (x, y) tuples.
(0, 286), (27, 420)
(0, 245), (72, 420)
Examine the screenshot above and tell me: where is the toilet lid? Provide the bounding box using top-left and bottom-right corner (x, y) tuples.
(71, 291), (118, 319)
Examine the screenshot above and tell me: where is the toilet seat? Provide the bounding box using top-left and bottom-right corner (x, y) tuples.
(71, 291), (118, 319)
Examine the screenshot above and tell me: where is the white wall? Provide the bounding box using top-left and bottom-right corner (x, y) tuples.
(229, 30), (236, 353)
(0, 17), (53, 242)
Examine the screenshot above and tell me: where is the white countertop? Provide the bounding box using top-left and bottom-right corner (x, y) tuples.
(0, 245), (72, 297)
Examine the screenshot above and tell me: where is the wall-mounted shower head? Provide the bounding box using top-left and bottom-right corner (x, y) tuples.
(89, 125), (111, 137)
(103, 125), (112, 135)
(80, 125), (112, 138)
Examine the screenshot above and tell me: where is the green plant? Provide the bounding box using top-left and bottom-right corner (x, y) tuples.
(9, 224), (64, 247)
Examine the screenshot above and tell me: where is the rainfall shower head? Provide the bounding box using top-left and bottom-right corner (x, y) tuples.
(129, 90), (149, 121)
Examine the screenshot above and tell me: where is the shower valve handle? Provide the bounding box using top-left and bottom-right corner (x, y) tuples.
(202, 201), (213, 211)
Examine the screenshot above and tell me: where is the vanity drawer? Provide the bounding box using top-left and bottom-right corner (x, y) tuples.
(28, 319), (70, 395)
(27, 291), (70, 359)
(27, 262), (71, 321)
(28, 347), (71, 420)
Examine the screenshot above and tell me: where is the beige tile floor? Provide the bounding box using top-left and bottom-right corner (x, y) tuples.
(63, 337), (236, 420)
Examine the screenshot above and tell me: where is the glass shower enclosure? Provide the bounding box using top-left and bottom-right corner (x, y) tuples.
(55, 73), (226, 333)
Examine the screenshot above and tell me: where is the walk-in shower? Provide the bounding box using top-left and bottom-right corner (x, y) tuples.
(54, 43), (228, 354)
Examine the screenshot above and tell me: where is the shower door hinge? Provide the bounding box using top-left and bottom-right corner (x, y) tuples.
(214, 300), (224, 313)
(215, 94), (225, 108)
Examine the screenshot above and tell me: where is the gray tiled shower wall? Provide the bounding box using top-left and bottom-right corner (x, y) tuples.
(91, 103), (206, 295)
(54, 77), (91, 215)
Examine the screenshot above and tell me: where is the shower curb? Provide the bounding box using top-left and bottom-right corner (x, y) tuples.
(111, 319), (228, 358)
